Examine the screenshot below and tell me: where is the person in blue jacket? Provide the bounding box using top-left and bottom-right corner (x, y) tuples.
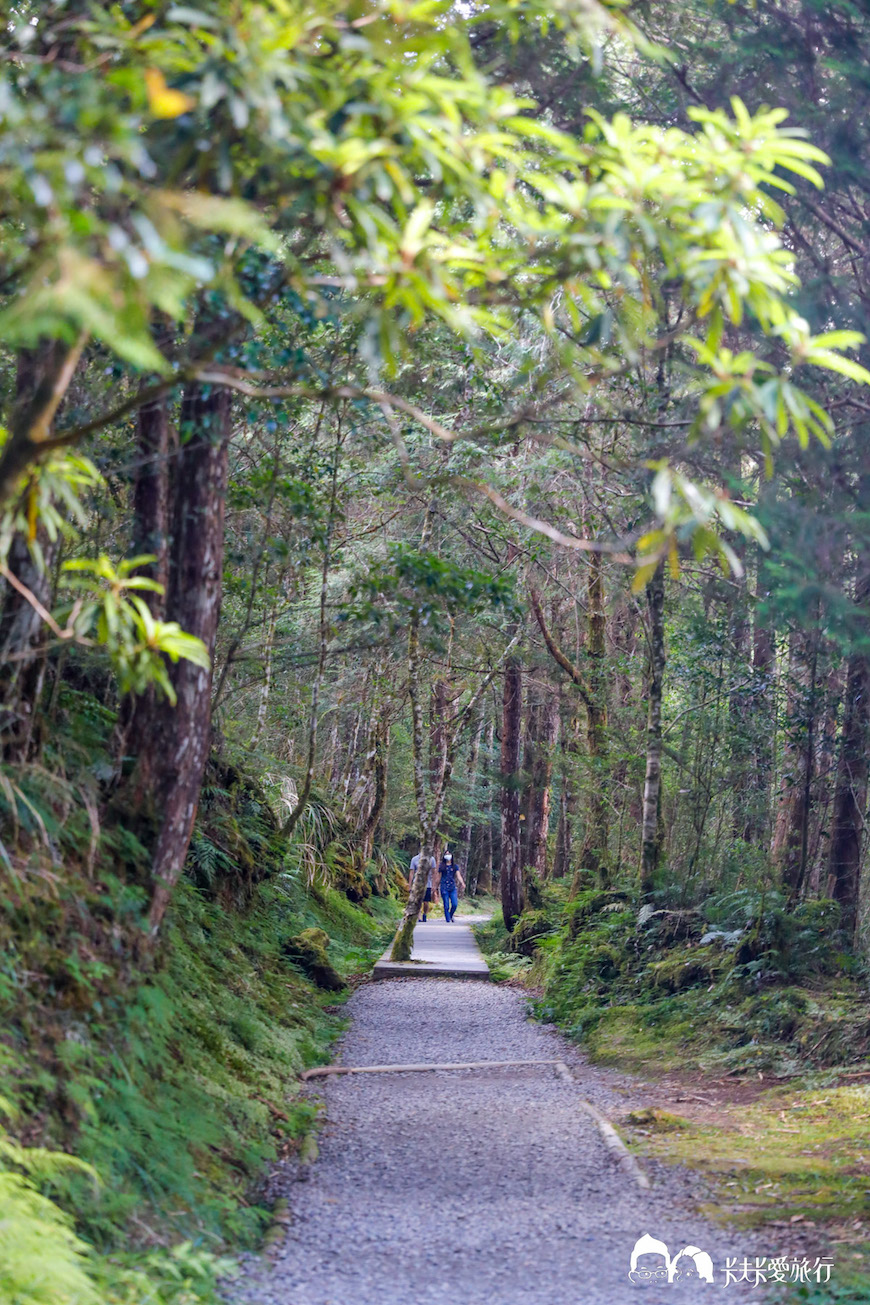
(437, 849), (464, 922)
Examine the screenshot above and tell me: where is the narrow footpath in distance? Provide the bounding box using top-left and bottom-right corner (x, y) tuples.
(232, 916), (766, 1305)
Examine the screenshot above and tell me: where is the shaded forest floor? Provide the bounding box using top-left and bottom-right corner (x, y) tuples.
(475, 887), (870, 1301)
(0, 684), (403, 1303)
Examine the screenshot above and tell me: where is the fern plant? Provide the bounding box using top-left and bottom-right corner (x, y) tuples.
(0, 1096), (99, 1305)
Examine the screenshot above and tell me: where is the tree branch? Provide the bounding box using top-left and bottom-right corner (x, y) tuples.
(529, 586), (594, 709)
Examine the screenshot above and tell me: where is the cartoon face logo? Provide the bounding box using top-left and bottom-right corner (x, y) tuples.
(671, 1247), (714, 1284)
(629, 1235), (671, 1287)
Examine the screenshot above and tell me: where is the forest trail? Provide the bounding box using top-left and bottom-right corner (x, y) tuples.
(372, 914), (491, 980)
(233, 947), (763, 1305)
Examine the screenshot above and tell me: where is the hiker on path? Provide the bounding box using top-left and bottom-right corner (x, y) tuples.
(409, 849), (436, 922)
(438, 849), (464, 922)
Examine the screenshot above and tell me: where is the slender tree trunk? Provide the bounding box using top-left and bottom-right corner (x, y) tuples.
(429, 676), (448, 865)
(728, 584), (752, 839)
(145, 384), (232, 934)
(132, 390), (172, 603)
(773, 625), (817, 902)
(457, 703), (484, 887)
(523, 677), (559, 877)
(249, 606), (278, 749)
(746, 593), (775, 845)
(553, 687), (578, 879)
(581, 553), (609, 884)
(477, 718), (495, 894)
(391, 507), (436, 961)
(640, 562), (666, 897)
(360, 710), (390, 863)
(528, 576), (609, 886)
(500, 648), (524, 931)
(827, 574), (870, 937)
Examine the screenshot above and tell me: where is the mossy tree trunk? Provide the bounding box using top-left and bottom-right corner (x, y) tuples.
(772, 621), (819, 904)
(827, 570), (870, 938)
(746, 587), (775, 846)
(500, 646), (523, 932)
(144, 383), (232, 934)
(522, 674), (559, 877)
(360, 709), (391, 864)
(477, 718), (496, 894)
(457, 702), (484, 888)
(639, 561), (665, 898)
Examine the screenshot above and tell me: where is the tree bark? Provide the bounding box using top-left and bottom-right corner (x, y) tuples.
(131, 390), (173, 604)
(145, 383), (232, 934)
(826, 574), (870, 937)
(500, 648), (524, 931)
(249, 605), (278, 749)
(360, 709), (391, 863)
(522, 676), (559, 877)
(772, 625), (817, 903)
(477, 718), (495, 894)
(457, 703), (484, 887)
(553, 685), (578, 879)
(640, 562), (665, 897)
(745, 593), (775, 845)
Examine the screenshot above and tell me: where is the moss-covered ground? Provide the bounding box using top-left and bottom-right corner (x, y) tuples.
(2, 872), (397, 1303)
(0, 685), (401, 1303)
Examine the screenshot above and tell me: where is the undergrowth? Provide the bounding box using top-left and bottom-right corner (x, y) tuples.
(477, 879), (870, 1286)
(0, 684), (400, 1304)
(480, 882), (869, 1080)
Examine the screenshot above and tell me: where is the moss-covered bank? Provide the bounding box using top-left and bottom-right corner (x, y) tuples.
(476, 884), (870, 1301)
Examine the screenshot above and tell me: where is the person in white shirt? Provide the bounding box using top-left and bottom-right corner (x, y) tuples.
(409, 849), (437, 922)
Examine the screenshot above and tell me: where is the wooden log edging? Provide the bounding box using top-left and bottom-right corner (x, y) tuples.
(300, 1058), (650, 1191)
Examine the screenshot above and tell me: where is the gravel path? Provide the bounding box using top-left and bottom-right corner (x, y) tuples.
(230, 976), (774, 1304)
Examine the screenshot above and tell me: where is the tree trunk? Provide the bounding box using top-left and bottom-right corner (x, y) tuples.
(131, 390), (172, 603)
(522, 676), (559, 877)
(391, 509), (436, 961)
(745, 596), (775, 845)
(0, 347), (67, 757)
(528, 577), (609, 887)
(553, 687), (578, 880)
(145, 383), (232, 934)
(428, 676), (448, 865)
(249, 606), (278, 748)
(581, 552), (609, 884)
(360, 712), (390, 863)
(500, 649), (524, 931)
(827, 574), (870, 937)
(477, 718), (495, 894)
(457, 704), (484, 888)
(640, 562), (665, 896)
(118, 391), (174, 767)
(772, 625), (817, 903)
